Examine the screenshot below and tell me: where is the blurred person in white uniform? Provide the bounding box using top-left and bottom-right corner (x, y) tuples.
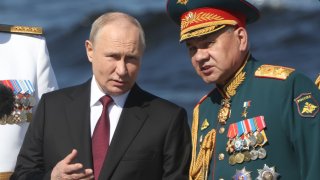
(0, 24), (58, 180)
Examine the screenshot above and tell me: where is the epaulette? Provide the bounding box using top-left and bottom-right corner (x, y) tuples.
(255, 64), (295, 80)
(315, 74), (320, 90)
(0, 24), (43, 35)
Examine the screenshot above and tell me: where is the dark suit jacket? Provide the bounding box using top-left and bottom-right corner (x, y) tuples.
(11, 80), (191, 180)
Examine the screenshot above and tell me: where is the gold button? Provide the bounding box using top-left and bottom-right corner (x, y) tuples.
(219, 127), (225, 134)
(218, 153), (225, 160)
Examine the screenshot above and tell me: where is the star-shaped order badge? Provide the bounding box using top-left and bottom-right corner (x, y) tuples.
(233, 167), (252, 180)
(257, 164), (279, 180)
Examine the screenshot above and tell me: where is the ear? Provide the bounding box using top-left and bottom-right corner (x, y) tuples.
(234, 27), (248, 52)
(85, 40), (94, 63)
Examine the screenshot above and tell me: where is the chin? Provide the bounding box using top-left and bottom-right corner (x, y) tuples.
(109, 87), (129, 96)
(202, 77), (216, 84)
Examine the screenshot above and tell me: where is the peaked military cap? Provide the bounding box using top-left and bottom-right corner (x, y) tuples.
(166, 0), (260, 41)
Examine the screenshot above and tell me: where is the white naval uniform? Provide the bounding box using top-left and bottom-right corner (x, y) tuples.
(0, 32), (59, 172)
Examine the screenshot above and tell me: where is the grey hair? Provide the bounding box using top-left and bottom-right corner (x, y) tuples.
(89, 12), (146, 50)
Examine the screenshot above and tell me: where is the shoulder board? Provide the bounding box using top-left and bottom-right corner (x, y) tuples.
(255, 64), (295, 80)
(315, 74), (320, 90)
(0, 24), (43, 35)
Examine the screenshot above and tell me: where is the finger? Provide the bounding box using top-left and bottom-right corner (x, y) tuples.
(63, 163), (83, 174)
(69, 168), (94, 180)
(63, 149), (78, 164)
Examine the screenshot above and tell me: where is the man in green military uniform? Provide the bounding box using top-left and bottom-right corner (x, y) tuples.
(167, 0), (320, 179)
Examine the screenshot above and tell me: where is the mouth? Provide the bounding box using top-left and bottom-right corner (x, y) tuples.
(111, 79), (126, 87)
(201, 65), (213, 75)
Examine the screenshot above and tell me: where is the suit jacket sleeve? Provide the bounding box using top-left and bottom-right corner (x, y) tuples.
(162, 108), (191, 180)
(10, 94), (52, 180)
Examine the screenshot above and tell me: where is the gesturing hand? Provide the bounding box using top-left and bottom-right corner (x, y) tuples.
(51, 149), (94, 180)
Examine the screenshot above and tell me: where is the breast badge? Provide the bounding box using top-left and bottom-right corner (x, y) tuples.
(295, 93), (319, 117)
(242, 100), (251, 118)
(257, 164), (280, 180)
(233, 167), (252, 180)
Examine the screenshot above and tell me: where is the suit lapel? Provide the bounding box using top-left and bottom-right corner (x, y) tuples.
(65, 80), (93, 169)
(99, 85), (149, 180)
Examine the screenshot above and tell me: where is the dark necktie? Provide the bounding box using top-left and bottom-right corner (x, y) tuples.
(92, 95), (113, 180)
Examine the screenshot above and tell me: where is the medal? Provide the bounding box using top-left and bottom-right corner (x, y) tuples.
(235, 152), (245, 164)
(257, 164), (280, 180)
(241, 101), (251, 118)
(226, 139), (235, 154)
(28, 96), (36, 106)
(255, 132), (264, 145)
(250, 149), (258, 160)
(234, 138), (244, 151)
(258, 147), (267, 159)
(20, 110), (28, 121)
(248, 134), (257, 147)
(229, 154), (236, 165)
(21, 97), (30, 107)
(242, 137), (250, 150)
(7, 114), (14, 124)
(27, 112), (32, 122)
(243, 151), (251, 162)
(233, 167), (252, 180)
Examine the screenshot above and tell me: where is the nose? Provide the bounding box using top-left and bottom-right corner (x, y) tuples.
(116, 59), (127, 77)
(193, 48), (210, 62)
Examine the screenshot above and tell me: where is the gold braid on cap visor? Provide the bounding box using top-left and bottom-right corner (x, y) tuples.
(180, 11), (238, 41)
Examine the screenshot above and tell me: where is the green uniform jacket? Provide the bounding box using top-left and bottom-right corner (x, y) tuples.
(194, 57), (320, 180)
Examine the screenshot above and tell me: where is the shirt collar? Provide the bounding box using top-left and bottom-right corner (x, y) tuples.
(90, 76), (130, 107)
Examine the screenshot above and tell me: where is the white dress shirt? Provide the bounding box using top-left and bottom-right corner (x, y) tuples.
(90, 76), (129, 144)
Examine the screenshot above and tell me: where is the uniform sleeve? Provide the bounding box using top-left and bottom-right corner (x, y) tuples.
(162, 108), (191, 180)
(10, 95), (52, 180)
(290, 73), (320, 179)
(36, 37), (58, 99)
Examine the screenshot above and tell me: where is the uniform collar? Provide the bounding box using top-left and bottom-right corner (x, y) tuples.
(217, 53), (251, 98)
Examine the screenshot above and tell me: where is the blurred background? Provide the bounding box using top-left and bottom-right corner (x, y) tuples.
(1, 0), (319, 119)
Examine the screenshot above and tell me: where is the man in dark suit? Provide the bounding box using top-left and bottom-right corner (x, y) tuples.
(11, 12), (191, 180)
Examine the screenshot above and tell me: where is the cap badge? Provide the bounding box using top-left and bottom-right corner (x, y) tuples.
(177, 0), (188, 5)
